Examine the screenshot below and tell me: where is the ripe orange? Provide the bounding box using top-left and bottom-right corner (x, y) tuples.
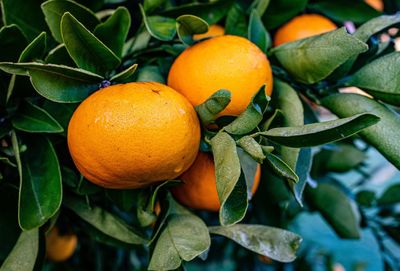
(172, 152), (261, 212)
(365, 0), (383, 11)
(168, 35), (273, 116)
(45, 227), (78, 262)
(274, 14), (337, 47)
(193, 24), (224, 40)
(68, 82), (200, 189)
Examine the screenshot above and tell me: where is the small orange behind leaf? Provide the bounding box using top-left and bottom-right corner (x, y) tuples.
(46, 227), (78, 262)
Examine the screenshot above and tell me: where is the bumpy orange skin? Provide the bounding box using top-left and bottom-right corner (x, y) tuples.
(172, 152), (261, 212)
(365, 0), (384, 11)
(168, 35), (273, 116)
(274, 14), (337, 47)
(46, 227), (78, 262)
(68, 82), (200, 189)
(193, 24), (225, 40)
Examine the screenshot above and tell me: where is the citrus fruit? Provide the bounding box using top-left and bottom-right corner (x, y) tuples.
(365, 0), (383, 11)
(171, 152), (261, 212)
(45, 227), (78, 262)
(168, 35), (273, 116)
(274, 14), (337, 46)
(193, 24), (224, 40)
(68, 82), (200, 189)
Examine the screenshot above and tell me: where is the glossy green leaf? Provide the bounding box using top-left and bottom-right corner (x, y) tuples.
(262, 0), (307, 30)
(144, 0), (167, 13)
(271, 28), (368, 84)
(42, 100), (78, 135)
(225, 3), (248, 37)
(237, 147), (259, 197)
(0, 229), (38, 271)
(264, 152), (298, 183)
(306, 183), (361, 239)
(377, 184), (400, 205)
(248, 0), (271, 17)
(110, 64), (138, 83)
(140, 5), (176, 41)
(195, 89), (231, 126)
(224, 85), (270, 135)
(64, 196), (148, 245)
(209, 224), (302, 262)
(248, 9), (270, 52)
(176, 15), (208, 45)
(291, 147), (312, 205)
(12, 100), (63, 133)
(0, 62), (102, 102)
(123, 25), (151, 56)
(41, 0), (100, 43)
(93, 7), (131, 58)
(211, 132), (246, 226)
(136, 65), (165, 83)
(45, 44), (75, 66)
(321, 93), (400, 169)
(18, 135), (62, 230)
(18, 32), (46, 62)
(61, 13), (121, 75)
(237, 136), (265, 163)
(354, 14), (400, 42)
(260, 113), (380, 148)
(347, 52), (400, 105)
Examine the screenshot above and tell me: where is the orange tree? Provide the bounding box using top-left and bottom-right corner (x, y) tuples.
(0, 0), (400, 270)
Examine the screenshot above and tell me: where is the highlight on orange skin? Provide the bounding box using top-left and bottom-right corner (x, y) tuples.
(193, 24), (225, 40)
(365, 0), (384, 11)
(171, 152), (261, 212)
(274, 14), (337, 47)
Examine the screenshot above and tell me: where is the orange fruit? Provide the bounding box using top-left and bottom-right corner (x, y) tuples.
(274, 14), (337, 47)
(45, 227), (78, 262)
(68, 82), (200, 189)
(193, 24), (224, 40)
(171, 152), (261, 212)
(365, 0), (384, 11)
(168, 35), (273, 116)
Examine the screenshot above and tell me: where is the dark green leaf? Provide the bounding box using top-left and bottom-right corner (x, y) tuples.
(144, 0), (167, 13)
(18, 32), (46, 62)
(291, 147), (312, 205)
(378, 184), (400, 205)
(224, 85), (270, 135)
(209, 224), (301, 262)
(306, 183), (361, 239)
(176, 15), (208, 45)
(0, 62), (102, 102)
(12, 100), (63, 133)
(41, 0), (100, 43)
(0, 229), (38, 271)
(195, 89), (231, 126)
(107, 189), (138, 212)
(356, 190), (376, 207)
(0, 157), (16, 167)
(140, 5), (176, 41)
(0, 25), (28, 62)
(93, 7), (131, 58)
(64, 195), (148, 245)
(237, 136), (265, 162)
(45, 44), (75, 66)
(211, 132), (245, 226)
(10, 130), (22, 185)
(248, 0), (271, 17)
(262, 0), (307, 30)
(347, 52), (400, 106)
(260, 113), (380, 148)
(264, 152), (298, 183)
(248, 9), (270, 52)
(237, 147), (259, 197)
(271, 28), (368, 84)
(321, 93), (400, 170)
(354, 14), (400, 43)
(225, 3), (248, 37)
(42, 100), (78, 136)
(136, 65), (165, 83)
(110, 64), (138, 83)
(18, 135), (62, 230)
(61, 12), (121, 76)
(123, 26), (151, 56)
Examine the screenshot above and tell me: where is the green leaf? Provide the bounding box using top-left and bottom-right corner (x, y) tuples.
(262, 0), (308, 30)
(354, 14), (400, 43)
(107, 189), (138, 212)
(0, 229), (38, 271)
(237, 147), (259, 197)
(161, 0), (233, 25)
(64, 195), (148, 245)
(18, 32), (46, 62)
(18, 134), (62, 230)
(377, 184), (400, 205)
(140, 5), (176, 41)
(176, 15), (208, 45)
(61, 12), (121, 76)
(195, 89), (231, 126)
(0, 62), (102, 102)
(224, 85), (270, 135)
(42, 100), (78, 136)
(264, 152), (298, 183)
(1, 0), (49, 41)
(41, 0), (100, 43)
(271, 28), (368, 84)
(308, 0), (381, 24)
(110, 64), (138, 83)
(237, 136), (265, 163)
(11, 100), (63, 133)
(248, 0), (271, 17)
(93, 7), (131, 58)
(225, 3), (248, 37)
(45, 44), (75, 66)
(144, 0), (167, 13)
(291, 147), (312, 205)
(209, 224), (302, 263)
(0, 157), (16, 167)
(0, 25), (28, 62)
(356, 190), (376, 207)
(136, 65), (165, 83)
(123, 25), (151, 56)
(248, 9), (270, 52)
(306, 183), (361, 239)
(346, 52), (400, 106)
(260, 113), (380, 148)
(321, 93), (400, 170)
(211, 132), (245, 226)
